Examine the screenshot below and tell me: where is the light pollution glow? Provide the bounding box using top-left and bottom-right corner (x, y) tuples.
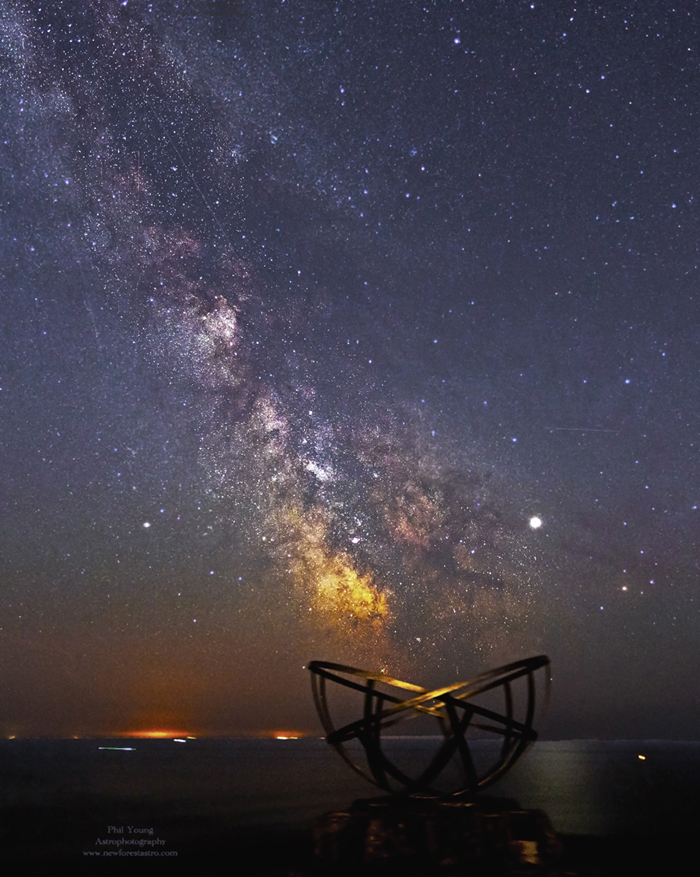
(120, 730), (194, 739)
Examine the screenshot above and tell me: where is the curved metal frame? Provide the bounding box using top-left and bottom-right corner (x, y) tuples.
(309, 655), (550, 797)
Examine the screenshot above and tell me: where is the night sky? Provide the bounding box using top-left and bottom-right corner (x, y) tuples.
(1, 0), (699, 739)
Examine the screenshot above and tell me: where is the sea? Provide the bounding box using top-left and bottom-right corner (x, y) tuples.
(1, 737), (699, 867)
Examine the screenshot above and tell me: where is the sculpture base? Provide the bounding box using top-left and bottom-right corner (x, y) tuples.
(314, 795), (563, 875)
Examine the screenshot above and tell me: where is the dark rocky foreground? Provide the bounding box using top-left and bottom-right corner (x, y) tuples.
(1, 797), (695, 876)
(2, 739), (698, 873)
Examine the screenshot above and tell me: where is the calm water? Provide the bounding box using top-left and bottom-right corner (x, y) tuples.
(1, 738), (699, 840)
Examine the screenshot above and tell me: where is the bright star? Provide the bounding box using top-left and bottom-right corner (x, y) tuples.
(529, 516), (542, 529)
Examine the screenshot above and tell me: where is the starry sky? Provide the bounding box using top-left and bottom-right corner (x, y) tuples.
(1, 0), (699, 739)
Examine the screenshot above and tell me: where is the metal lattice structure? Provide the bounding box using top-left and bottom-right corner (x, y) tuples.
(309, 655), (550, 797)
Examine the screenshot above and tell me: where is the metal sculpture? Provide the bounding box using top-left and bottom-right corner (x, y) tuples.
(309, 655), (550, 797)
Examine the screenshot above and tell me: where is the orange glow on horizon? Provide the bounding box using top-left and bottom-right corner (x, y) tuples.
(120, 729), (193, 739)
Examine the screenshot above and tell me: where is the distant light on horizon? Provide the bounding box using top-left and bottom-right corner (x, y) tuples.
(121, 729), (191, 739)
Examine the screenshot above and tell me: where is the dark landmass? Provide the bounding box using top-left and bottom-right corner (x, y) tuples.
(1, 799), (696, 876)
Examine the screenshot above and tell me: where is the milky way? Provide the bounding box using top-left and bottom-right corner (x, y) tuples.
(2, 0), (699, 737)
